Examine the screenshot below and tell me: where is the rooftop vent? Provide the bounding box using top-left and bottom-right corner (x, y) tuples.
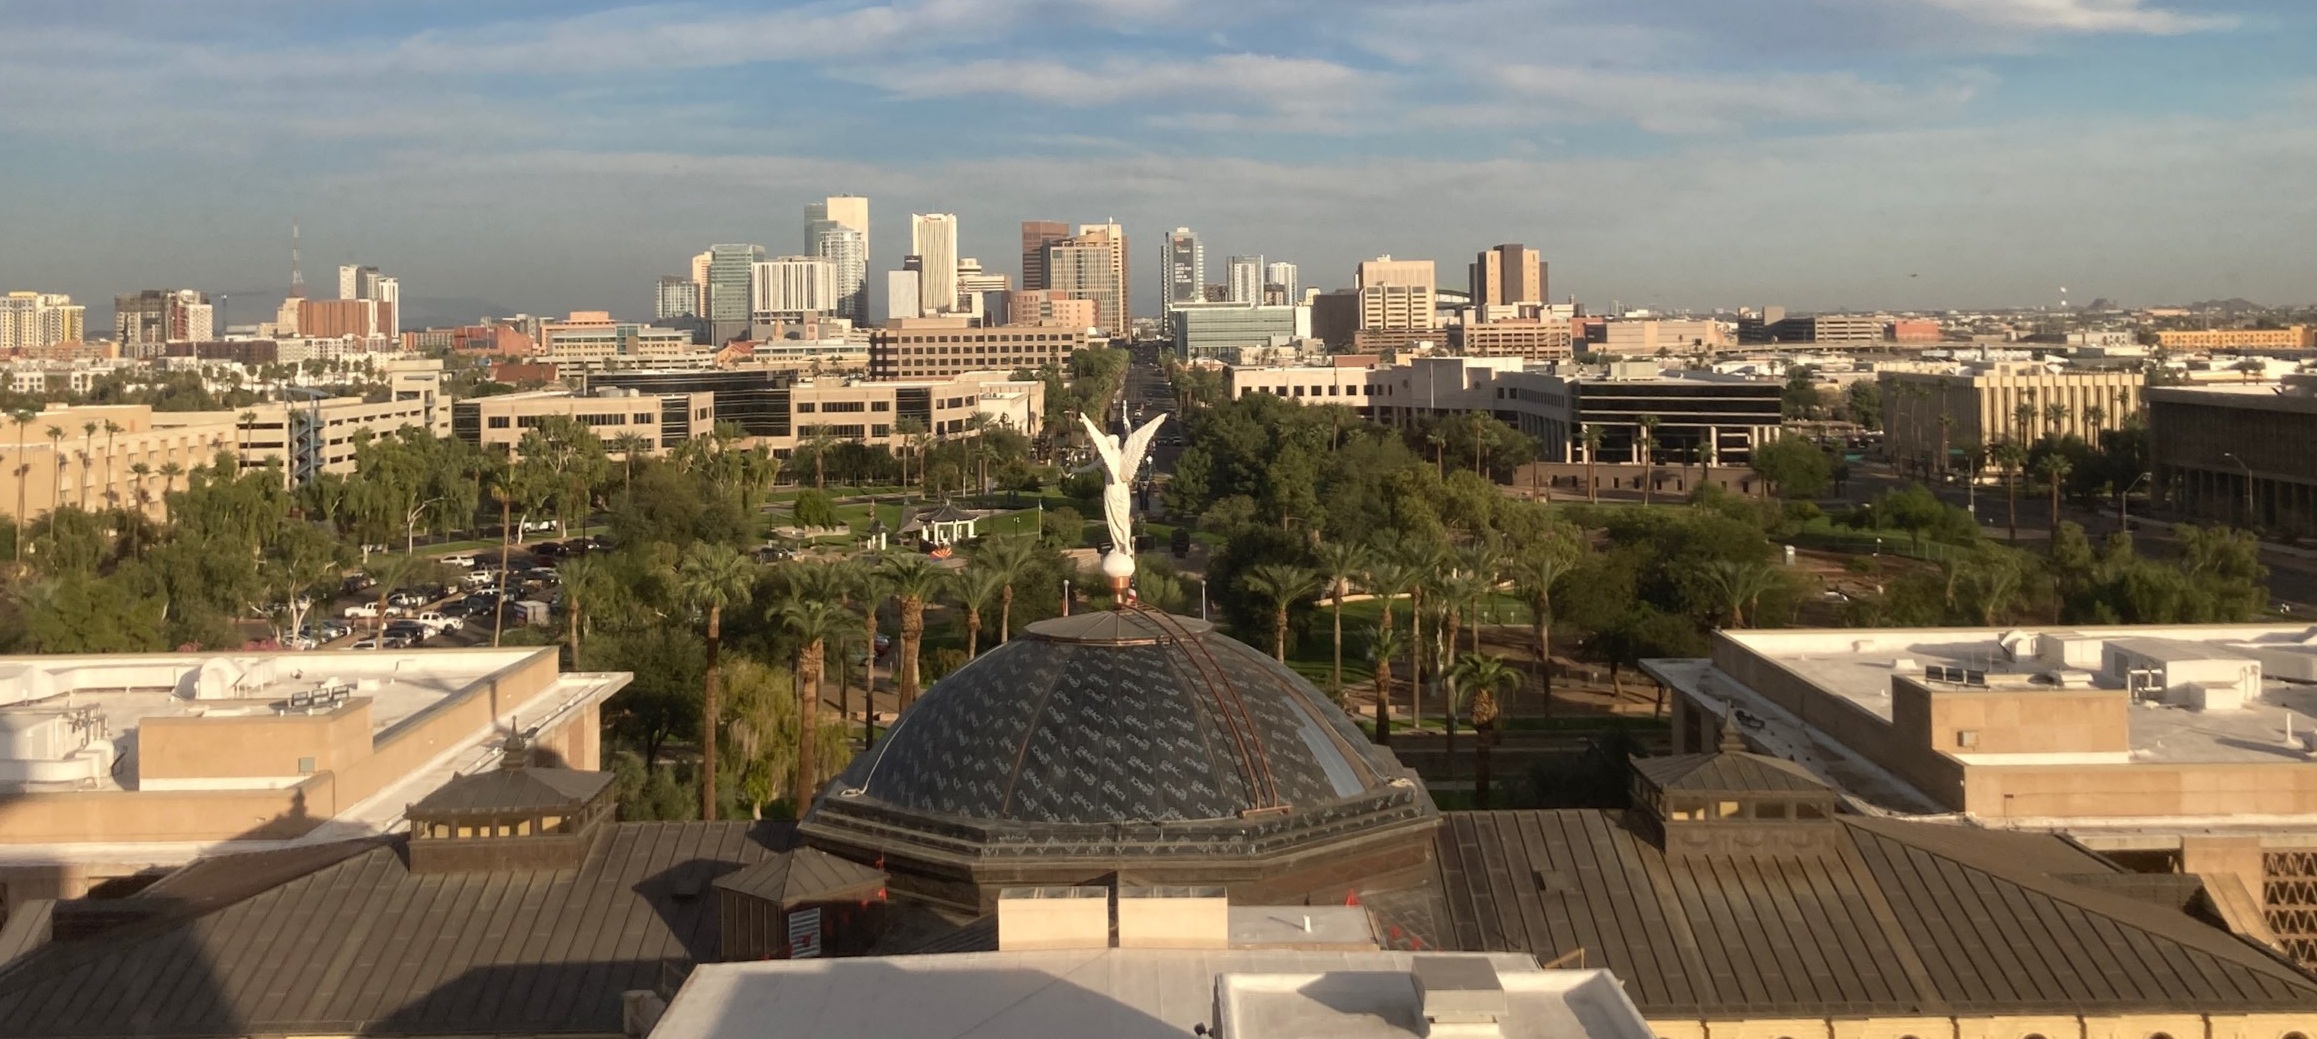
(1410, 955), (1507, 1039)
(1116, 886), (1228, 949)
(995, 886), (1109, 952)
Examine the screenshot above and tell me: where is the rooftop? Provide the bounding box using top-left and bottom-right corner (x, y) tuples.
(651, 950), (1654, 1039)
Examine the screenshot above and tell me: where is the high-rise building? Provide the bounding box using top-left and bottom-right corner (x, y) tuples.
(1162, 228), (1204, 318)
(1354, 256), (1437, 332)
(806, 195), (869, 260)
(1470, 244), (1545, 310)
(1226, 255), (1264, 304)
(113, 289), (210, 352)
(753, 256), (837, 316)
(954, 259), (1011, 322)
(810, 225), (868, 325)
(886, 270), (922, 322)
(1045, 222), (1129, 336)
(0, 292), (85, 351)
(691, 251), (714, 317)
(655, 275), (701, 320)
(911, 214), (960, 316)
(1021, 220), (1070, 292)
(706, 244), (766, 343)
(335, 265), (399, 336)
(1264, 261), (1298, 305)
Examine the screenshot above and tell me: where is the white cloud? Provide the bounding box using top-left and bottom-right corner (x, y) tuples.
(860, 53), (1375, 118)
(1487, 65), (1994, 134)
(1901, 0), (2236, 34)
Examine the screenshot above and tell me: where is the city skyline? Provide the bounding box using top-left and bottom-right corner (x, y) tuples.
(3, 1), (2315, 323)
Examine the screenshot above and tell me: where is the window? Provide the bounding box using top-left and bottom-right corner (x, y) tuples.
(1794, 801), (1829, 820)
(1750, 801), (1790, 820)
(872, 424), (891, 437)
(1714, 800), (1742, 819)
(871, 400), (890, 411)
(487, 416), (510, 429)
(823, 401), (866, 413)
(796, 402), (816, 413)
(633, 413), (652, 424)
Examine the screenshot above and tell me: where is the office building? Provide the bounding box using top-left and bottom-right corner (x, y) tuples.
(0, 404), (237, 519)
(336, 264), (400, 337)
(1740, 311), (1885, 345)
(809, 224), (868, 325)
(691, 249), (714, 315)
(805, 194), (868, 263)
(1455, 319), (1574, 361)
(1264, 260), (1298, 305)
(1888, 317), (1943, 343)
(1879, 363), (2144, 472)
(234, 359), (451, 483)
(295, 298), (381, 339)
(870, 320), (1091, 380)
(1044, 221), (1129, 335)
(2150, 376), (2317, 536)
(536, 311), (705, 376)
(911, 213), (960, 316)
(1226, 254), (1264, 304)
(1161, 226), (1203, 318)
(113, 289), (210, 353)
(0, 292), (85, 351)
(1004, 290), (1097, 329)
(886, 270), (922, 322)
(2155, 326), (2316, 351)
(655, 274), (702, 320)
(752, 255), (837, 316)
(1169, 301), (1304, 361)
(1469, 243), (1545, 308)
(706, 243), (767, 343)
(953, 258), (1010, 321)
(1592, 318), (1726, 356)
(1355, 256), (1436, 332)
(454, 388), (717, 456)
(1021, 219), (1070, 292)
(585, 366), (1039, 448)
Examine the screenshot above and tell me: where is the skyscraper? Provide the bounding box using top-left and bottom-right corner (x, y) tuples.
(753, 256), (837, 315)
(807, 196), (870, 324)
(336, 264), (398, 336)
(1162, 228), (1203, 319)
(1045, 222), (1129, 336)
(113, 289), (210, 353)
(706, 244), (767, 343)
(655, 275), (701, 320)
(954, 259), (1011, 323)
(1469, 244), (1545, 309)
(1021, 220), (1069, 291)
(1265, 261), (1299, 304)
(886, 270), (922, 322)
(1355, 256), (1436, 332)
(0, 292), (85, 351)
(911, 214), (960, 316)
(1226, 255), (1264, 304)
(691, 251), (713, 317)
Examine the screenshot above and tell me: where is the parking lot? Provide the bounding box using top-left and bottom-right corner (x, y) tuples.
(270, 534), (609, 651)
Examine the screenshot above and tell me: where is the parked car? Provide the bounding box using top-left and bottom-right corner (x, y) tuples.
(440, 552), (477, 569)
(462, 569), (499, 587)
(520, 519), (556, 533)
(414, 611), (463, 633)
(344, 603), (384, 620)
(560, 539), (594, 556)
(281, 634), (319, 651)
(529, 541), (566, 558)
(342, 574), (377, 594)
(350, 635), (412, 651)
(384, 620), (430, 644)
(386, 590), (430, 609)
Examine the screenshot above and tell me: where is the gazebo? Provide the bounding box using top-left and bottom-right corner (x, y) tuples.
(900, 502), (978, 547)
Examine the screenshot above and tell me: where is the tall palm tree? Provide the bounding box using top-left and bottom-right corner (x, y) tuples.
(10, 409), (35, 562)
(77, 421), (96, 508)
(1990, 440), (2026, 544)
(157, 461), (183, 522)
(2037, 453), (2073, 547)
(1636, 415), (1661, 506)
(1450, 652), (1518, 808)
(947, 566), (1004, 658)
(1397, 540), (1451, 730)
(1579, 423), (1603, 502)
(677, 543), (757, 820)
(1312, 540), (1371, 701)
(2012, 402), (2037, 444)
(778, 598), (851, 808)
(973, 536), (1037, 643)
(833, 560), (883, 729)
(1366, 621), (1404, 746)
(1433, 566), (1495, 779)
(2043, 401), (2069, 438)
(100, 421), (122, 510)
(557, 554), (610, 665)
(881, 554), (944, 711)
(1243, 563), (1321, 662)
(1509, 538), (1579, 712)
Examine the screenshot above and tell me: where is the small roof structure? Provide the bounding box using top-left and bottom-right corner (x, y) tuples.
(407, 764), (613, 818)
(713, 847), (886, 908)
(1630, 752), (1829, 796)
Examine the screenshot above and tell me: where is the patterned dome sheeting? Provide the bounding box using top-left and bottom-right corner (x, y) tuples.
(835, 612), (1387, 825)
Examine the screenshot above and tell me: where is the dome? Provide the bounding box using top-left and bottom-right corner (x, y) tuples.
(799, 609), (1439, 909)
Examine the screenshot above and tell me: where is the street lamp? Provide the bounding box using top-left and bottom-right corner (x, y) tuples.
(404, 496), (445, 556)
(2119, 471), (2151, 532)
(2221, 452), (2254, 528)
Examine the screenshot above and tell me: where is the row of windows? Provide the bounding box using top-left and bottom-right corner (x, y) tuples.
(796, 400), (890, 413)
(1244, 383), (1373, 398)
(486, 412), (656, 430)
(888, 333), (1072, 344)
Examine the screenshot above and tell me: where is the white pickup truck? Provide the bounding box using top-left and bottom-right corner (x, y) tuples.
(344, 603), (409, 620)
(413, 611), (464, 634)
(440, 552), (478, 569)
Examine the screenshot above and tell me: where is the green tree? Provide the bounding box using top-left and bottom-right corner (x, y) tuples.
(947, 565), (1004, 658)
(1508, 532), (1580, 709)
(675, 542), (756, 819)
(880, 554), (943, 710)
(792, 489), (840, 531)
(1312, 539), (1372, 700)
(1449, 651), (1518, 807)
(1365, 621), (1404, 746)
(973, 536), (1038, 642)
(777, 598), (851, 808)
(1699, 558), (1779, 628)
(1750, 436), (1831, 500)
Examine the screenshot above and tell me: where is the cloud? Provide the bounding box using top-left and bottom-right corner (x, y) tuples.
(859, 53), (1376, 122)
(1486, 65), (1995, 134)
(1900, 0), (2236, 34)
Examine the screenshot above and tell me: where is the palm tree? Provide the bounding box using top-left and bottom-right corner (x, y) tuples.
(1509, 538), (1578, 712)
(2043, 401), (2070, 438)
(1699, 558), (1779, 628)
(157, 461), (183, 522)
(676, 543), (757, 820)
(973, 536), (1037, 643)
(1433, 566), (1495, 779)
(1366, 622), (1404, 746)
(1312, 540), (1371, 701)
(1450, 651), (1518, 808)
(777, 598), (851, 808)
(2083, 403), (2107, 437)
(947, 566), (1004, 658)
(77, 421), (96, 507)
(100, 421), (122, 510)
(1243, 563), (1321, 662)
(10, 409), (36, 562)
(1636, 415), (1660, 505)
(2012, 401), (2036, 444)
(802, 424), (836, 489)
(558, 554), (610, 665)
(835, 561), (884, 729)
(881, 554), (943, 711)
(609, 432), (651, 495)
(42, 426), (62, 514)
(1579, 423), (1603, 502)
(1990, 440), (2026, 544)
(1397, 540), (1451, 730)
(2037, 453), (2073, 548)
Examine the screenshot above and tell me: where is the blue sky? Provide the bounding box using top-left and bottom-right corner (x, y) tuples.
(2, 0), (2312, 323)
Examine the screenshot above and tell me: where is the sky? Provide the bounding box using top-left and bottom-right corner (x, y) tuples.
(2, 0), (2314, 325)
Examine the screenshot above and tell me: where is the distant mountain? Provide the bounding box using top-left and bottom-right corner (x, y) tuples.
(2180, 297), (2266, 314)
(400, 297), (519, 329)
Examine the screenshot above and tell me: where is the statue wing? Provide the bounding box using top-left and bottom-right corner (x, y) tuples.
(1121, 414), (1168, 475)
(1077, 412), (1123, 475)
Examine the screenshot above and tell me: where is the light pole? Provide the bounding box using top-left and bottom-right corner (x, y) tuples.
(2222, 452), (2254, 529)
(404, 496), (445, 556)
(2120, 471), (2150, 533)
